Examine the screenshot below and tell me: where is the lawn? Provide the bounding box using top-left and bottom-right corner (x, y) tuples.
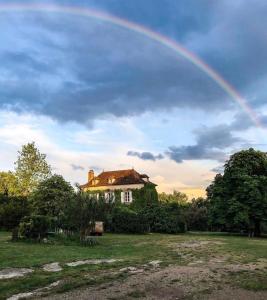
(0, 231), (267, 299)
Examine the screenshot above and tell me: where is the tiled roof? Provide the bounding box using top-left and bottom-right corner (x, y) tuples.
(80, 169), (156, 188)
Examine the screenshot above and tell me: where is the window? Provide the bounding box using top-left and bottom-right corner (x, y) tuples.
(89, 193), (99, 200)
(108, 177), (115, 184)
(123, 191), (132, 203)
(105, 191), (115, 202)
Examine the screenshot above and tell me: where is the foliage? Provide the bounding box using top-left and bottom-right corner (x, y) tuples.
(159, 190), (188, 205)
(186, 197), (209, 231)
(109, 206), (149, 233)
(19, 215), (51, 239)
(141, 202), (186, 233)
(15, 142), (52, 195)
(30, 174), (75, 223)
(207, 148), (267, 236)
(0, 195), (29, 230)
(131, 183), (158, 209)
(64, 190), (101, 239)
(0, 171), (21, 196)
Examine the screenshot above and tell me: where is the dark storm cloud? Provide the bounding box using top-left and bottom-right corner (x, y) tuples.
(0, 0), (267, 124)
(127, 124), (243, 164)
(166, 125), (242, 163)
(127, 151), (164, 161)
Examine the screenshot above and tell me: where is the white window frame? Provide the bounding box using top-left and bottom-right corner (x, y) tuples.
(105, 191), (115, 203)
(122, 190), (132, 203)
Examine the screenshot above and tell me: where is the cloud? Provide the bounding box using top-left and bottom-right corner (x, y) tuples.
(127, 151), (164, 161)
(4, 1), (267, 125)
(166, 125), (242, 163)
(71, 164), (85, 171)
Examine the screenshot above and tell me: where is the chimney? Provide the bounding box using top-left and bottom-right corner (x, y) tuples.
(88, 170), (94, 182)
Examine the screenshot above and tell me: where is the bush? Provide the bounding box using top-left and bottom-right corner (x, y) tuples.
(19, 215), (51, 240)
(141, 203), (186, 234)
(0, 195), (29, 230)
(109, 206), (149, 233)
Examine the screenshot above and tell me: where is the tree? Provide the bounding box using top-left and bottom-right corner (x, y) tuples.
(207, 148), (267, 236)
(15, 142), (51, 195)
(64, 190), (99, 240)
(0, 195), (29, 230)
(31, 174), (74, 223)
(186, 197), (209, 231)
(159, 191), (188, 205)
(0, 171), (21, 196)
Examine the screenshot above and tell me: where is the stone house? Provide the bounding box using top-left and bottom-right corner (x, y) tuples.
(80, 169), (156, 203)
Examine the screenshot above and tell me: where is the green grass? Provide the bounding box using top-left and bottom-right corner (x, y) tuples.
(0, 231), (267, 299)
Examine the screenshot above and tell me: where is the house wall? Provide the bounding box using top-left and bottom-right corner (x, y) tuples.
(83, 183), (145, 192)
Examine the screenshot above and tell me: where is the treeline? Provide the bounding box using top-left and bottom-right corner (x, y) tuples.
(0, 143), (267, 239)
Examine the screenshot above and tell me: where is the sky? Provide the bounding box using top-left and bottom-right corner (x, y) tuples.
(0, 0), (267, 198)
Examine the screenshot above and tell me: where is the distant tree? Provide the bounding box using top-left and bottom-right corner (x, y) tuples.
(186, 197), (209, 231)
(0, 171), (21, 196)
(15, 142), (52, 195)
(31, 174), (74, 222)
(207, 148), (267, 236)
(159, 191), (188, 205)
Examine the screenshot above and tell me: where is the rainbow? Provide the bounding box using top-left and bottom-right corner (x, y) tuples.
(0, 3), (262, 128)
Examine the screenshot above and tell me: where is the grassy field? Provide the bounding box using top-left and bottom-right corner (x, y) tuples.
(0, 231), (267, 299)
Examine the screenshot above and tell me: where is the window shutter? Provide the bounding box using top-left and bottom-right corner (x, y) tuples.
(121, 192), (124, 203)
(129, 191), (133, 203)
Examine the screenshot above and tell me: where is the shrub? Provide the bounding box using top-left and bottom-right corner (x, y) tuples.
(0, 195), (29, 230)
(19, 215), (51, 240)
(109, 206), (149, 233)
(141, 203), (186, 234)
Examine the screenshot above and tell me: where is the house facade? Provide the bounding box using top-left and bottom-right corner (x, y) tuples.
(80, 169), (156, 204)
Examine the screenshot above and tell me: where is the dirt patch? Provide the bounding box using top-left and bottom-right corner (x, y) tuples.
(223, 260), (267, 272)
(205, 286), (267, 300)
(43, 265), (218, 299)
(175, 240), (225, 249)
(66, 259), (123, 267)
(43, 263), (62, 272)
(0, 268), (33, 279)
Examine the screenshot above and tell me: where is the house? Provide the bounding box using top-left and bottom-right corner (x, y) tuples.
(80, 169), (156, 203)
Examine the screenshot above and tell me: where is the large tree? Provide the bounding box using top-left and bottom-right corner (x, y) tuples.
(31, 174), (74, 221)
(15, 142), (51, 195)
(207, 148), (267, 236)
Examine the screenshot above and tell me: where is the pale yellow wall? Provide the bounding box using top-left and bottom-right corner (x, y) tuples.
(83, 183), (144, 192)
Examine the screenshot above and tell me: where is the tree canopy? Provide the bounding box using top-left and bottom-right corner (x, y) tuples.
(207, 148), (267, 236)
(0, 171), (21, 196)
(15, 142), (52, 195)
(159, 190), (188, 205)
(31, 174), (74, 220)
